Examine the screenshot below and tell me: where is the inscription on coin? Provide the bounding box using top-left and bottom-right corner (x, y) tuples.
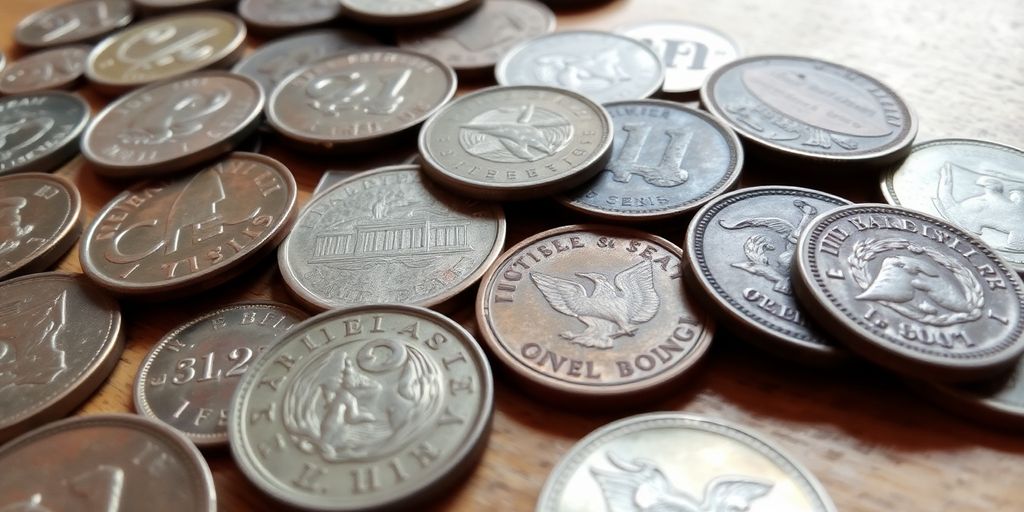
(0, 174), (81, 281)
(0, 46), (89, 95)
(0, 92), (90, 176)
(616, 21), (739, 94)
(15, 0), (133, 49)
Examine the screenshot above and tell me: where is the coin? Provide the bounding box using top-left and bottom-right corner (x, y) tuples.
(280, 164), (505, 311)
(80, 152), (297, 298)
(560, 100), (743, 221)
(0, 45), (90, 95)
(0, 272), (124, 443)
(133, 0), (236, 12)
(0, 92), (90, 176)
(684, 186), (851, 364)
(239, 0), (342, 34)
(536, 413), (837, 512)
(396, 0), (556, 76)
(495, 31), (665, 104)
(134, 302), (308, 448)
(340, 0), (482, 26)
(0, 174), (81, 281)
(701, 55), (918, 166)
(923, 355), (1024, 430)
(267, 48), (456, 153)
(0, 414), (215, 511)
(793, 204), (1024, 381)
(229, 304), (493, 510)
(615, 21), (740, 95)
(14, 0), (133, 49)
(418, 85), (614, 200)
(86, 11), (247, 94)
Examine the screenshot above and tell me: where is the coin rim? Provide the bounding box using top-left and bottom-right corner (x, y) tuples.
(0, 173), (82, 281)
(238, 0), (343, 31)
(340, 0), (483, 26)
(14, 0), (134, 49)
(613, 20), (742, 94)
(0, 91), (90, 176)
(0, 45), (91, 95)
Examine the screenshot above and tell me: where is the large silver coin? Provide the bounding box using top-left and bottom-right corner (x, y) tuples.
(15, 0), (133, 49)
(0, 92), (90, 176)
(0, 46), (90, 95)
(238, 0), (342, 34)
(615, 21), (740, 95)
(340, 0), (482, 26)
(0, 173), (82, 281)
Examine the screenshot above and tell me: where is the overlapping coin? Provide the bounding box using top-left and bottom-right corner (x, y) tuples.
(616, 21), (740, 95)
(0, 173), (81, 281)
(340, 0), (482, 26)
(0, 91), (90, 176)
(923, 355), (1024, 429)
(238, 0), (342, 34)
(15, 0), (133, 49)
(0, 45), (89, 95)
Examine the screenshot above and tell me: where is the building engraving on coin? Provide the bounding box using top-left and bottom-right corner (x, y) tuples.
(460, 104), (572, 163)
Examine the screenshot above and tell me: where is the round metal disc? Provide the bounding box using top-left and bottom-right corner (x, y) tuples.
(0, 45), (90, 95)
(0, 173), (82, 281)
(238, 0), (342, 34)
(922, 355), (1024, 430)
(0, 91), (90, 176)
(340, 0), (482, 26)
(615, 20), (740, 94)
(15, 0), (133, 49)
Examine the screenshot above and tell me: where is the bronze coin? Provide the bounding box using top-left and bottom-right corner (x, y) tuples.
(0, 173), (81, 281)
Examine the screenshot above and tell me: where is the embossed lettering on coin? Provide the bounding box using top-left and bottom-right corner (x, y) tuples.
(15, 0), (133, 49)
(0, 174), (81, 281)
(0, 92), (89, 176)
(616, 21), (740, 94)
(0, 46), (89, 95)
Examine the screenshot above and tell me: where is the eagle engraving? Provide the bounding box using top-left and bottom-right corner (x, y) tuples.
(460, 104), (573, 163)
(529, 261), (659, 349)
(718, 199), (818, 294)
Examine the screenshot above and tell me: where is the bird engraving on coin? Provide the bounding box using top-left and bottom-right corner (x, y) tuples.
(934, 162), (1024, 252)
(536, 48), (631, 92)
(0, 291), (67, 387)
(459, 104), (573, 163)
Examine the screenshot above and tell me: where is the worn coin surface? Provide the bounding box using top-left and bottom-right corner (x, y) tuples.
(229, 305), (493, 510)
(15, 0), (133, 49)
(684, 186), (850, 364)
(495, 31), (664, 104)
(0, 414), (216, 511)
(537, 413), (837, 512)
(340, 0), (482, 26)
(80, 152), (297, 298)
(418, 85), (613, 200)
(476, 225), (713, 404)
(616, 21), (740, 94)
(0, 272), (123, 443)
(702, 55), (917, 166)
(793, 204), (1024, 381)
(280, 165), (505, 311)
(134, 302), (308, 448)
(561, 100), (743, 221)
(0, 174), (81, 281)
(0, 45), (89, 95)
(924, 354), (1024, 429)
(268, 48), (456, 152)
(82, 71), (264, 178)
(0, 91), (90, 176)
(239, 0), (342, 33)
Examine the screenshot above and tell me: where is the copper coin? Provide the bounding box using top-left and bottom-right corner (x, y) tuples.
(0, 45), (90, 95)
(0, 173), (82, 281)
(15, 0), (133, 50)
(239, 0), (343, 34)
(0, 272), (124, 443)
(0, 91), (90, 176)
(476, 225), (714, 405)
(340, 0), (482, 26)
(923, 355), (1024, 430)
(80, 152), (297, 298)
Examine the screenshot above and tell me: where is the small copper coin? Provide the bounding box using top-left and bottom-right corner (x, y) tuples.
(15, 0), (134, 49)
(0, 92), (90, 176)
(239, 0), (342, 33)
(340, 0), (482, 26)
(0, 173), (81, 281)
(476, 225), (714, 405)
(80, 152), (297, 298)
(0, 45), (90, 95)
(924, 355), (1024, 430)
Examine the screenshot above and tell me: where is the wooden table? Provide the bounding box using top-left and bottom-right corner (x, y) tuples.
(3, 0), (1023, 510)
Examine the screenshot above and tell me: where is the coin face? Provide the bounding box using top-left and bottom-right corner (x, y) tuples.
(229, 305), (493, 510)
(135, 302), (308, 448)
(685, 187), (851, 364)
(239, 0), (342, 33)
(926, 355), (1024, 429)
(560, 100), (743, 221)
(80, 152), (297, 298)
(702, 55), (918, 166)
(793, 204), (1024, 381)
(495, 31), (665, 103)
(0, 174), (81, 281)
(280, 165), (505, 311)
(0, 46), (90, 95)
(537, 413), (837, 512)
(132, 0), (237, 12)
(82, 72), (264, 178)
(616, 21), (740, 94)
(0, 273), (123, 443)
(340, 0), (482, 26)
(15, 0), (133, 49)
(0, 92), (90, 176)
(0, 414), (215, 511)
(418, 85), (614, 200)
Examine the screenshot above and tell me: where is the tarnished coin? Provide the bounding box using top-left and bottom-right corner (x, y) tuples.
(684, 187), (851, 364)
(340, 0), (482, 26)
(495, 31), (665, 103)
(133, 0), (237, 12)
(229, 305), (493, 510)
(82, 71), (264, 178)
(418, 85), (613, 200)
(0, 92), (90, 176)
(702, 55), (918, 166)
(86, 11), (247, 94)
(280, 165), (505, 311)
(396, 0), (555, 75)
(268, 48), (456, 152)
(0, 174), (81, 281)
(80, 152), (297, 298)
(560, 100), (743, 221)
(0, 46), (89, 95)
(537, 413), (837, 512)
(0, 272), (123, 443)
(239, 0), (342, 33)
(0, 414), (215, 511)
(793, 204), (1024, 381)
(924, 355), (1024, 430)
(134, 302), (308, 448)
(881, 139), (1024, 273)
(476, 225), (713, 405)
(14, 0), (133, 49)
(615, 21), (740, 95)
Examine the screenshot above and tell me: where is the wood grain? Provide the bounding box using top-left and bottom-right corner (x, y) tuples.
(3, 0), (1024, 510)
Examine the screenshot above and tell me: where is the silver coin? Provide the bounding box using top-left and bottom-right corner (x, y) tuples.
(0, 45), (90, 95)
(0, 272), (124, 443)
(0, 173), (82, 281)
(82, 71), (264, 178)
(239, 0), (342, 33)
(560, 100), (743, 221)
(340, 0), (482, 26)
(924, 354), (1024, 430)
(134, 302), (308, 448)
(418, 85), (614, 200)
(0, 92), (90, 176)
(229, 304), (493, 510)
(133, 0), (237, 12)
(15, 0), (133, 49)
(615, 21), (740, 94)
(495, 30), (665, 104)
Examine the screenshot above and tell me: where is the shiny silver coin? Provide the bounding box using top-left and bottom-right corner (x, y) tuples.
(0, 272), (124, 443)
(15, 0), (133, 49)
(0, 45), (90, 95)
(311, 152), (420, 196)
(615, 21), (740, 95)
(82, 71), (264, 178)
(239, 0), (342, 33)
(0, 92), (90, 176)
(134, 302), (308, 448)
(560, 100), (743, 221)
(495, 30), (665, 104)
(418, 85), (614, 200)
(0, 173), (82, 281)
(341, 0), (482, 26)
